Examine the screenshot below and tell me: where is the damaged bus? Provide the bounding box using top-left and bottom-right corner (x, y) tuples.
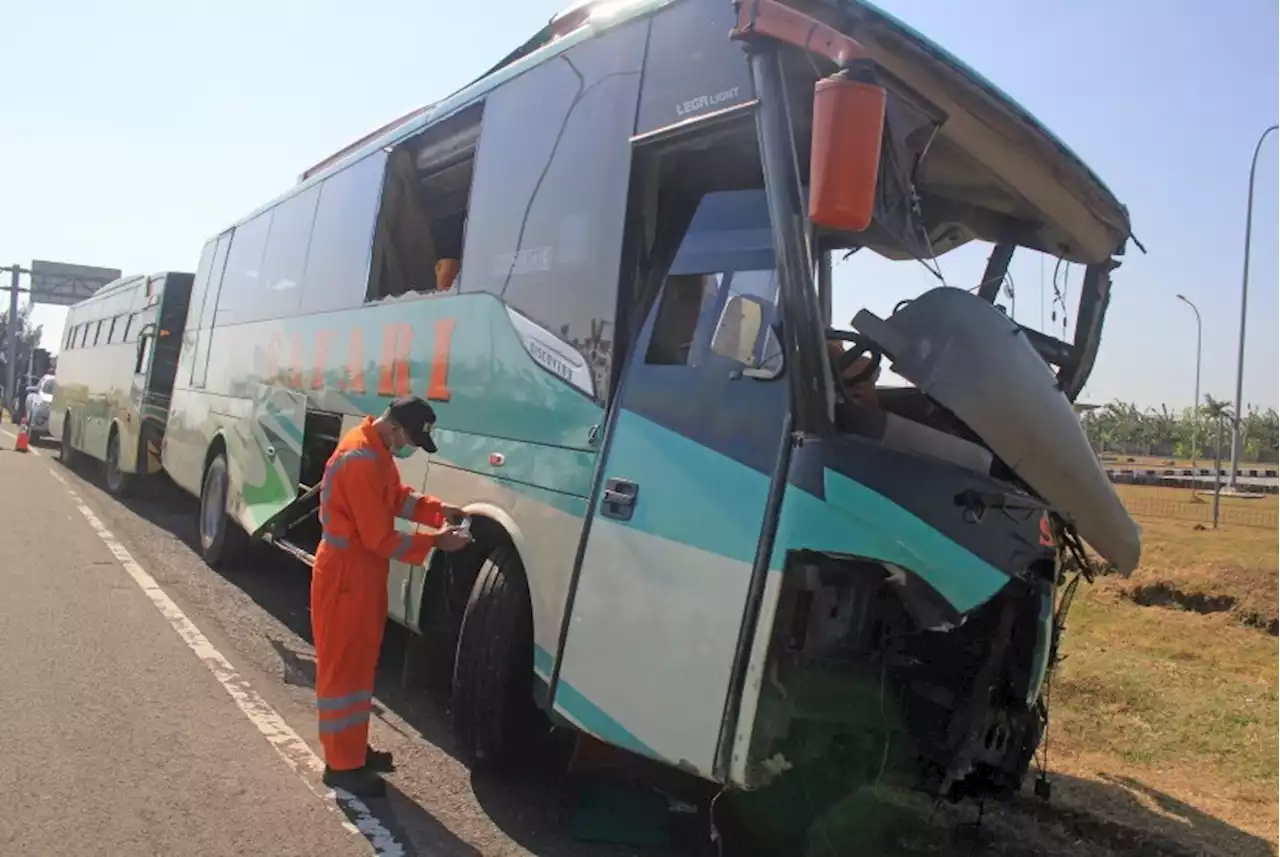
(162, 0), (1141, 808)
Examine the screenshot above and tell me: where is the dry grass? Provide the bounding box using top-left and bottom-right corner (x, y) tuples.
(1109, 487), (1279, 628)
(1050, 587), (1278, 855)
(1044, 489), (1279, 855)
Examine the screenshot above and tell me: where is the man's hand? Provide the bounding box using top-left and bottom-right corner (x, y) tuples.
(435, 525), (472, 553)
(438, 502), (467, 525)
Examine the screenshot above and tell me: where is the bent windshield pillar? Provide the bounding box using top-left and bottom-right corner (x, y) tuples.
(712, 44), (831, 783)
(748, 47), (830, 434)
(976, 242), (1015, 302)
(1059, 258), (1117, 400)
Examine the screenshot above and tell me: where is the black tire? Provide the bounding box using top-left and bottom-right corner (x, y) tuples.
(198, 451), (247, 567)
(418, 553), (470, 693)
(59, 419), (76, 467)
(103, 431), (132, 497)
(451, 545), (538, 769)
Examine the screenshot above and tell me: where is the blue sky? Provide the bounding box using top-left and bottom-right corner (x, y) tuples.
(1, 0), (1276, 410)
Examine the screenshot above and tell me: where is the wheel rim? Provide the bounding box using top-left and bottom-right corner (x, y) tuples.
(201, 464), (225, 548)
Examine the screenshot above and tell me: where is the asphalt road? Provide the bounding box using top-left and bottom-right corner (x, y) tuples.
(0, 427), (684, 857)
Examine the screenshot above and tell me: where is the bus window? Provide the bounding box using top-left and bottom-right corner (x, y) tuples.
(368, 148), (438, 301)
(459, 21), (645, 402)
(78, 325), (89, 348)
(635, 0), (754, 135)
(646, 276), (715, 366)
(214, 211), (273, 328)
(134, 329), (154, 375)
(256, 184), (320, 321)
(300, 151), (388, 315)
(107, 315), (119, 344)
(64, 326), (76, 349)
(93, 319), (104, 346)
(184, 239), (217, 338)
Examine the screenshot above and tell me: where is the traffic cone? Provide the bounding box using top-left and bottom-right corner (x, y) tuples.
(14, 418), (30, 453)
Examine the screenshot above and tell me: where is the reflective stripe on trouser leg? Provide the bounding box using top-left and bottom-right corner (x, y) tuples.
(318, 693), (374, 772)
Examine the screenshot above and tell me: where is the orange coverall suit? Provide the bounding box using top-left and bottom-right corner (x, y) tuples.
(311, 417), (445, 771)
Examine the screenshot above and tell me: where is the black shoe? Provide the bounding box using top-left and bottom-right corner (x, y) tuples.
(322, 765), (386, 797)
(365, 746), (395, 772)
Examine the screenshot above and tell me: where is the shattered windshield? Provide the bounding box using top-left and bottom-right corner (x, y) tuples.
(828, 244), (1091, 390)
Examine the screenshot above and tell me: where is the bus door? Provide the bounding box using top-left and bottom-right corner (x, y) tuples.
(553, 189), (790, 778)
(237, 383), (308, 537)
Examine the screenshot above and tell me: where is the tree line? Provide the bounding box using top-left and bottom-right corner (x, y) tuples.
(1081, 399), (1280, 463)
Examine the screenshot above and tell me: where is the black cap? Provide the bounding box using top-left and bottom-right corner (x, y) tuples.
(387, 396), (438, 453)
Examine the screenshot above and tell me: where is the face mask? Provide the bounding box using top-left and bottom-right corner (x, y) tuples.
(389, 425), (416, 459)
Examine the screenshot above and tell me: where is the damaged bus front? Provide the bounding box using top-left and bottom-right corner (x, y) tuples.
(704, 0), (1141, 803)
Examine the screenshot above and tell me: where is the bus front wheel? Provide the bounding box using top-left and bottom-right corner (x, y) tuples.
(451, 544), (538, 770)
(199, 451), (246, 567)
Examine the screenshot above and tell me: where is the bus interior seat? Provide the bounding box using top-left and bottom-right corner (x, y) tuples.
(436, 258), (460, 291)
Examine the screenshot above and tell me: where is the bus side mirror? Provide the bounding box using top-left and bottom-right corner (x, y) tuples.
(808, 71), (886, 233)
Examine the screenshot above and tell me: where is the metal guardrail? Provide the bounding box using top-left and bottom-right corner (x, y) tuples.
(1107, 470), (1278, 495)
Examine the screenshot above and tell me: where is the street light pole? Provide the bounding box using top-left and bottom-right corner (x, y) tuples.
(1176, 294), (1202, 489)
(4, 265), (21, 417)
(1229, 123), (1279, 488)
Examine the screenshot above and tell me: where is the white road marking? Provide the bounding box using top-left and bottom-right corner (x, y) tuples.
(49, 468), (409, 857)
(1, 427), (43, 456)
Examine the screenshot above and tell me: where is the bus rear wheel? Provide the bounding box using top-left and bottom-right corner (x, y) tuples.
(451, 545), (538, 770)
(104, 432), (132, 497)
(199, 451), (246, 567)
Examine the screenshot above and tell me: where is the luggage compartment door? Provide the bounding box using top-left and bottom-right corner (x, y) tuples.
(236, 384), (308, 537)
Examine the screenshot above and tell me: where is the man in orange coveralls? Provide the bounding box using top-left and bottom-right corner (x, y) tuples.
(313, 395), (471, 796)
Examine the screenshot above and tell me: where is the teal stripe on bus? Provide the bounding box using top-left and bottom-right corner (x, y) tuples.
(604, 409), (1010, 613)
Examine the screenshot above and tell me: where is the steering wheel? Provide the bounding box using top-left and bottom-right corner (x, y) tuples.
(834, 334), (883, 388)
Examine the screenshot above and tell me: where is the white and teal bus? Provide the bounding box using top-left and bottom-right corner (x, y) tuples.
(160, 0), (1140, 810)
(52, 271), (195, 495)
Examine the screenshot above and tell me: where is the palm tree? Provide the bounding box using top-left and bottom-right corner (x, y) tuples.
(1202, 396), (1233, 458)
